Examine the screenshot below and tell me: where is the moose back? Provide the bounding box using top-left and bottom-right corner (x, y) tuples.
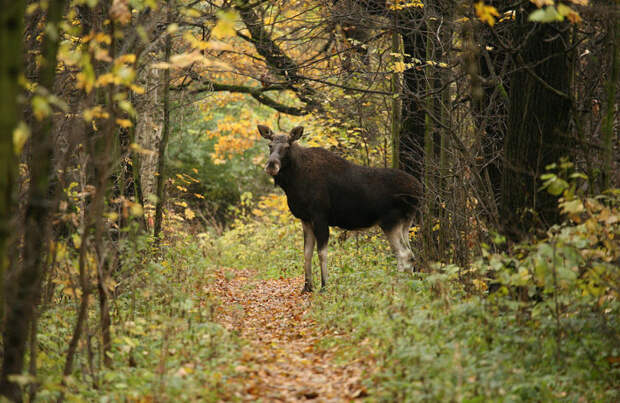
(258, 125), (421, 292)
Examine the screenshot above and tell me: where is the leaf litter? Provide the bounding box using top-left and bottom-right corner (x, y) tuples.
(208, 268), (371, 401)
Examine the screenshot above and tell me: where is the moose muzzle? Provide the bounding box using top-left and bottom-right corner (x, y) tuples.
(265, 159), (281, 176)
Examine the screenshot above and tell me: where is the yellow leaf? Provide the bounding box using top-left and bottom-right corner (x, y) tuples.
(63, 287), (82, 298)
(115, 54), (136, 65)
(129, 143), (156, 156)
(116, 118), (133, 128)
(94, 47), (112, 62)
(72, 233), (82, 249)
(130, 202), (143, 217)
(32, 96), (52, 120)
(211, 9), (239, 40)
(26, 3), (39, 15)
(557, 3), (582, 24)
(94, 32), (112, 45)
(83, 106), (109, 121)
(13, 122), (30, 155)
(76, 71), (95, 93)
(109, 0), (131, 25)
(393, 61), (406, 73)
(96, 72), (118, 86)
(475, 1), (500, 26)
(184, 207), (195, 220)
(130, 84), (145, 94)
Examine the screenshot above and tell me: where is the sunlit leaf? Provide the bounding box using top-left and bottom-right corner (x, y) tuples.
(529, 6), (562, 22)
(116, 118), (133, 128)
(557, 3), (582, 23)
(184, 207), (196, 220)
(32, 96), (52, 120)
(13, 121), (30, 155)
(475, 1), (500, 26)
(211, 9), (239, 40)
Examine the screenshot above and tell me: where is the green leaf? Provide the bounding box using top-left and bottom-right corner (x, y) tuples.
(528, 6), (563, 23)
(569, 172), (588, 180)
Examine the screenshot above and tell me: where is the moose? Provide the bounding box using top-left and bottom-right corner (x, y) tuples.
(258, 124), (422, 292)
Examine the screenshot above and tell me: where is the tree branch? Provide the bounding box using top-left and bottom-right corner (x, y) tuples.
(235, 1), (318, 108)
(172, 79), (309, 116)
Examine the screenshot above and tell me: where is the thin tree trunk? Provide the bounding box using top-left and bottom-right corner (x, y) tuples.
(95, 16), (119, 369)
(423, 19), (436, 261)
(27, 310), (38, 401)
(391, 27), (402, 169)
(153, 4), (172, 245)
(1, 0), (65, 401)
(0, 0), (23, 336)
(602, 15), (619, 190)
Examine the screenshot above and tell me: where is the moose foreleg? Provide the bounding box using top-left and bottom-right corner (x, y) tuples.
(313, 219), (330, 291)
(302, 221), (315, 293)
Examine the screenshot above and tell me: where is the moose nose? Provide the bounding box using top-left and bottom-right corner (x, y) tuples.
(265, 159), (280, 176)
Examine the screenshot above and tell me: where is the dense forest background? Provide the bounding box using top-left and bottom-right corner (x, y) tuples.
(0, 0), (618, 401)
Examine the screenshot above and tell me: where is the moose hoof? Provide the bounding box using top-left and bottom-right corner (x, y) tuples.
(301, 283), (314, 293)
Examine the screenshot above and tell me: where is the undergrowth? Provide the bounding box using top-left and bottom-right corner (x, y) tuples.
(35, 235), (242, 402)
(212, 189), (620, 402)
(33, 187), (618, 401)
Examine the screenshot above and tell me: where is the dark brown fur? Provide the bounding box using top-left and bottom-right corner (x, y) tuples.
(259, 125), (421, 292)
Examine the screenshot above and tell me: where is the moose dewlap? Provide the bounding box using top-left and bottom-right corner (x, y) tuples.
(258, 124), (422, 292)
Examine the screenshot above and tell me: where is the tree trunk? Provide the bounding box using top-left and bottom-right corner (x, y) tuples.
(0, 0), (23, 337)
(501, 15), (572, 239)
(1, 0), (65, 401)
(601, 14), (619, 190)
(153, 3), (172, 245)
(398, 11), (426, 180)
(391, 28), (402, 169)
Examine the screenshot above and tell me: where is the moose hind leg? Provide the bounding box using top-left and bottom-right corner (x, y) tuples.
(383, 222), (415, 272)
(313, 219), (329, 290)
(302, 221), (315, 293)
(400, 217), (416, 271)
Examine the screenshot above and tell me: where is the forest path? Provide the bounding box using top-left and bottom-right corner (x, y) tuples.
(209, 268), (370, 402)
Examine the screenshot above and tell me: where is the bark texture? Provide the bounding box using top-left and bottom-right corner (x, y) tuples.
(501, 16), (572, 238)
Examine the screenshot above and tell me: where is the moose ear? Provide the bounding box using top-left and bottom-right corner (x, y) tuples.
(257, 125), (273, 140)
(289, 126), (304, 143)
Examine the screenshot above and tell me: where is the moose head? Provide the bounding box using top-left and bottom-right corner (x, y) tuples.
(257, 125), (304, 176)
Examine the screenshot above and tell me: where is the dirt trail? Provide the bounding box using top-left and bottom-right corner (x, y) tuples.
(210, 268), (369, 402)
